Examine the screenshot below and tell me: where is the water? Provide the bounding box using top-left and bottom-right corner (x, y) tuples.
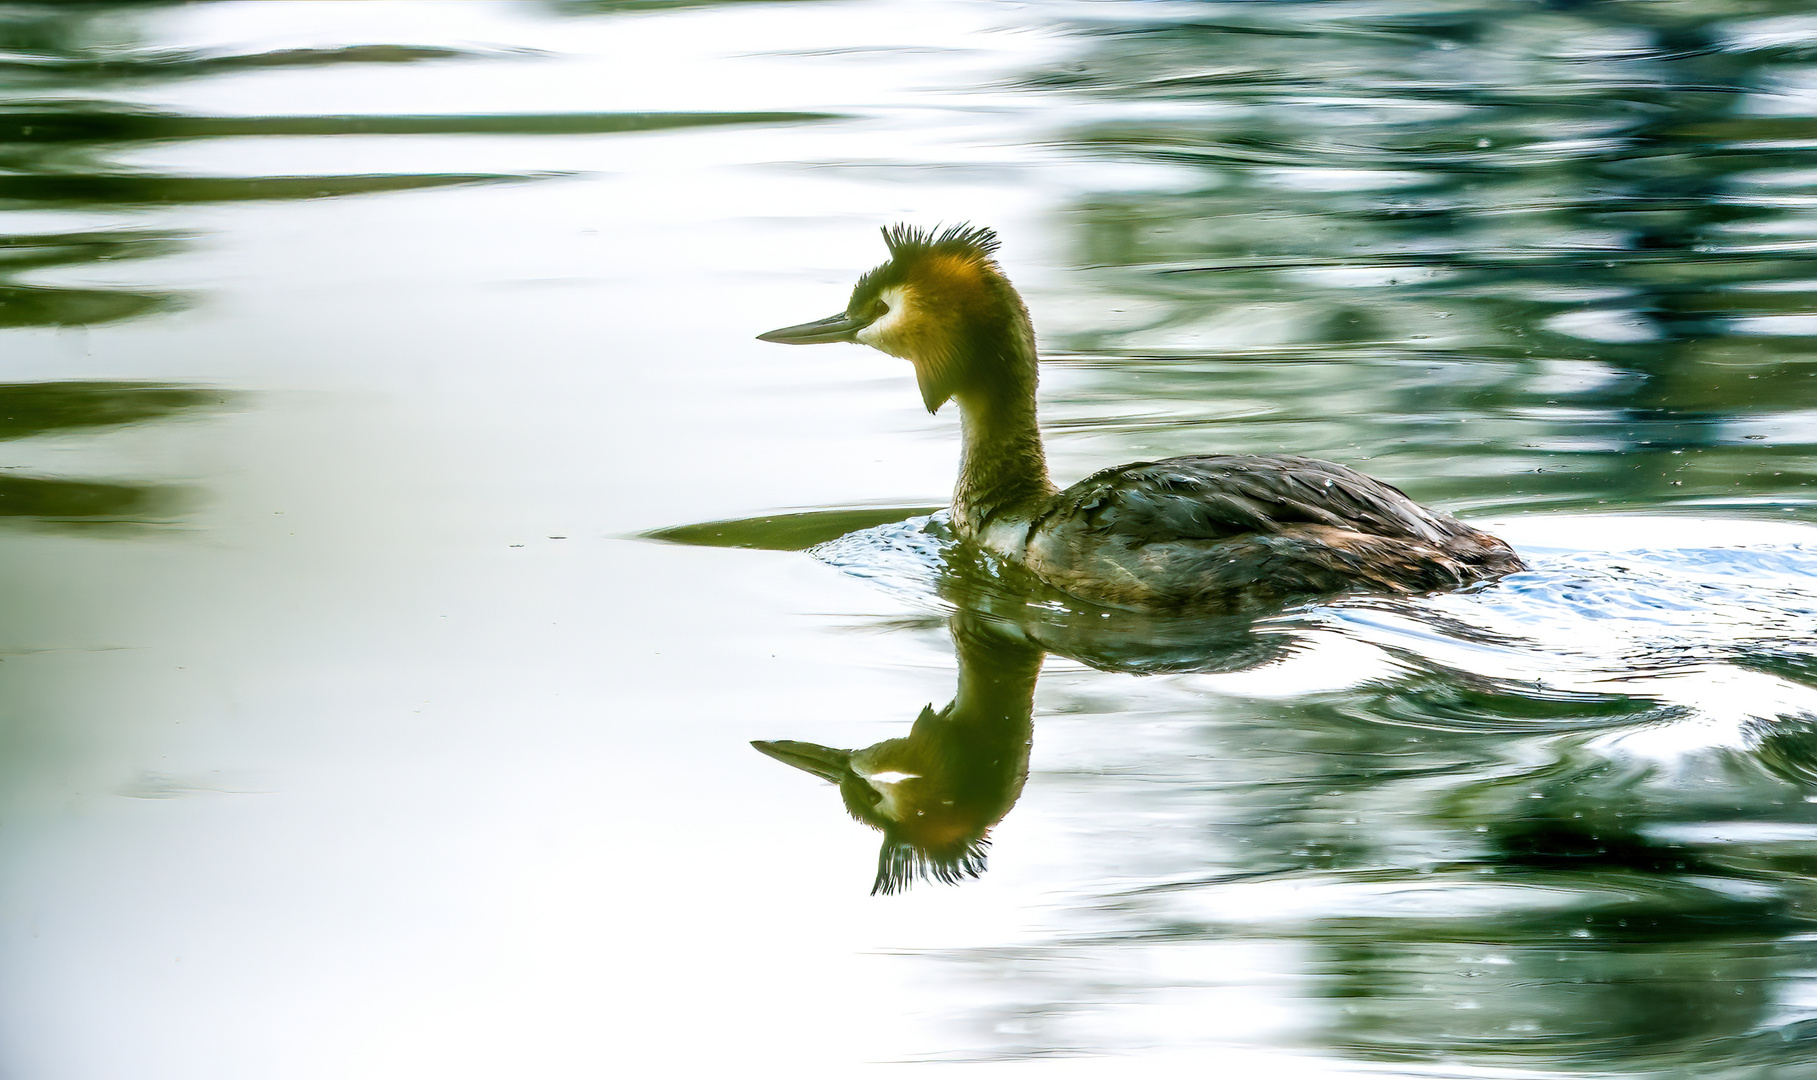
(4, 0), (1817, 1075)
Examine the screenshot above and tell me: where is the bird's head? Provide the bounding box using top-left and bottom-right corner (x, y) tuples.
(758, 223), (1032, 414)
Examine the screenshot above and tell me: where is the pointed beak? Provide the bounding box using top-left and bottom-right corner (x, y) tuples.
(752, 739), (853, 782)
(756, 311), (865, 345)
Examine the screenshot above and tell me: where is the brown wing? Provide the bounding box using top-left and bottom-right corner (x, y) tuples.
(1039, 454), (1479, 547)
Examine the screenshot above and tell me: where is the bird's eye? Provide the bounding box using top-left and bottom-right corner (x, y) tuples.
(868, 299), (889, 321)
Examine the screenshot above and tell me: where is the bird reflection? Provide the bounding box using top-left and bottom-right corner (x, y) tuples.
(755, 613), (1039, 894)
(753, 593), (1288, 894)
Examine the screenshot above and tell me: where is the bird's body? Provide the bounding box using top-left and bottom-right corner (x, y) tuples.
(1019, 453), (1521, 611)
(760, 224), (1523, 613)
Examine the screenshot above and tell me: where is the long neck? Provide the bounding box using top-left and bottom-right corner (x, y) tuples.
(949, 329), (1055, 538)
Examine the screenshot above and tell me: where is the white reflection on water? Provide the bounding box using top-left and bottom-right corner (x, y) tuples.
(0, 1), (1091, 1077)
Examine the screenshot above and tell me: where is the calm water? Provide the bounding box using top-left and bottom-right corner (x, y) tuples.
(5, 1), (1817, 1076)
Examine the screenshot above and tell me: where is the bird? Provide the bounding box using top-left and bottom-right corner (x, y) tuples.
(758, 223), (1524, 613)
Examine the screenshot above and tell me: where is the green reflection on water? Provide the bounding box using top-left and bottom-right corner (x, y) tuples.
(0, 381), (222, 527)
(1025, 0), (1817, 522)
(0, 0), (837, 523)
(641, 506), (940, 550)
(0, 107), (839, 144)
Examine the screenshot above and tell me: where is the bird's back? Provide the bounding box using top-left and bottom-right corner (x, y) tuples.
(1021, 454), (1524, 612)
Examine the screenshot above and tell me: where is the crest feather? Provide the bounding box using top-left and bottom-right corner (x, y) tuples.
(880, 222), (1000, 261)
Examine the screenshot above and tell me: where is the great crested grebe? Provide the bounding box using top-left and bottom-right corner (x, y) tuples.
(759, 224), (1524, 612)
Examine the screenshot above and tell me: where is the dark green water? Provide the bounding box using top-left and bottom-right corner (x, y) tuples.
(2, 1), (1816, 1076)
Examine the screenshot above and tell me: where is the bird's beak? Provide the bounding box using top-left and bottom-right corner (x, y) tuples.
(752, 739), (853, 781)
(756, 312), (865, 345)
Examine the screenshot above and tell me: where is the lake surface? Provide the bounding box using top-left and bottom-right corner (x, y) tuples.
(4, 1), (1817, 1076)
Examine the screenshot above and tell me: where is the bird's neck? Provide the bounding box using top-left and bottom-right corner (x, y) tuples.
(949, 341), (1055, 540)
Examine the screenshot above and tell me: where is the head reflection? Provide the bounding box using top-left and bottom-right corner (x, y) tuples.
(754, 614), (1040, 894)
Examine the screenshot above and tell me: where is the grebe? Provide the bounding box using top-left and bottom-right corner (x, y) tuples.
(759, 224), (1523, 612)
